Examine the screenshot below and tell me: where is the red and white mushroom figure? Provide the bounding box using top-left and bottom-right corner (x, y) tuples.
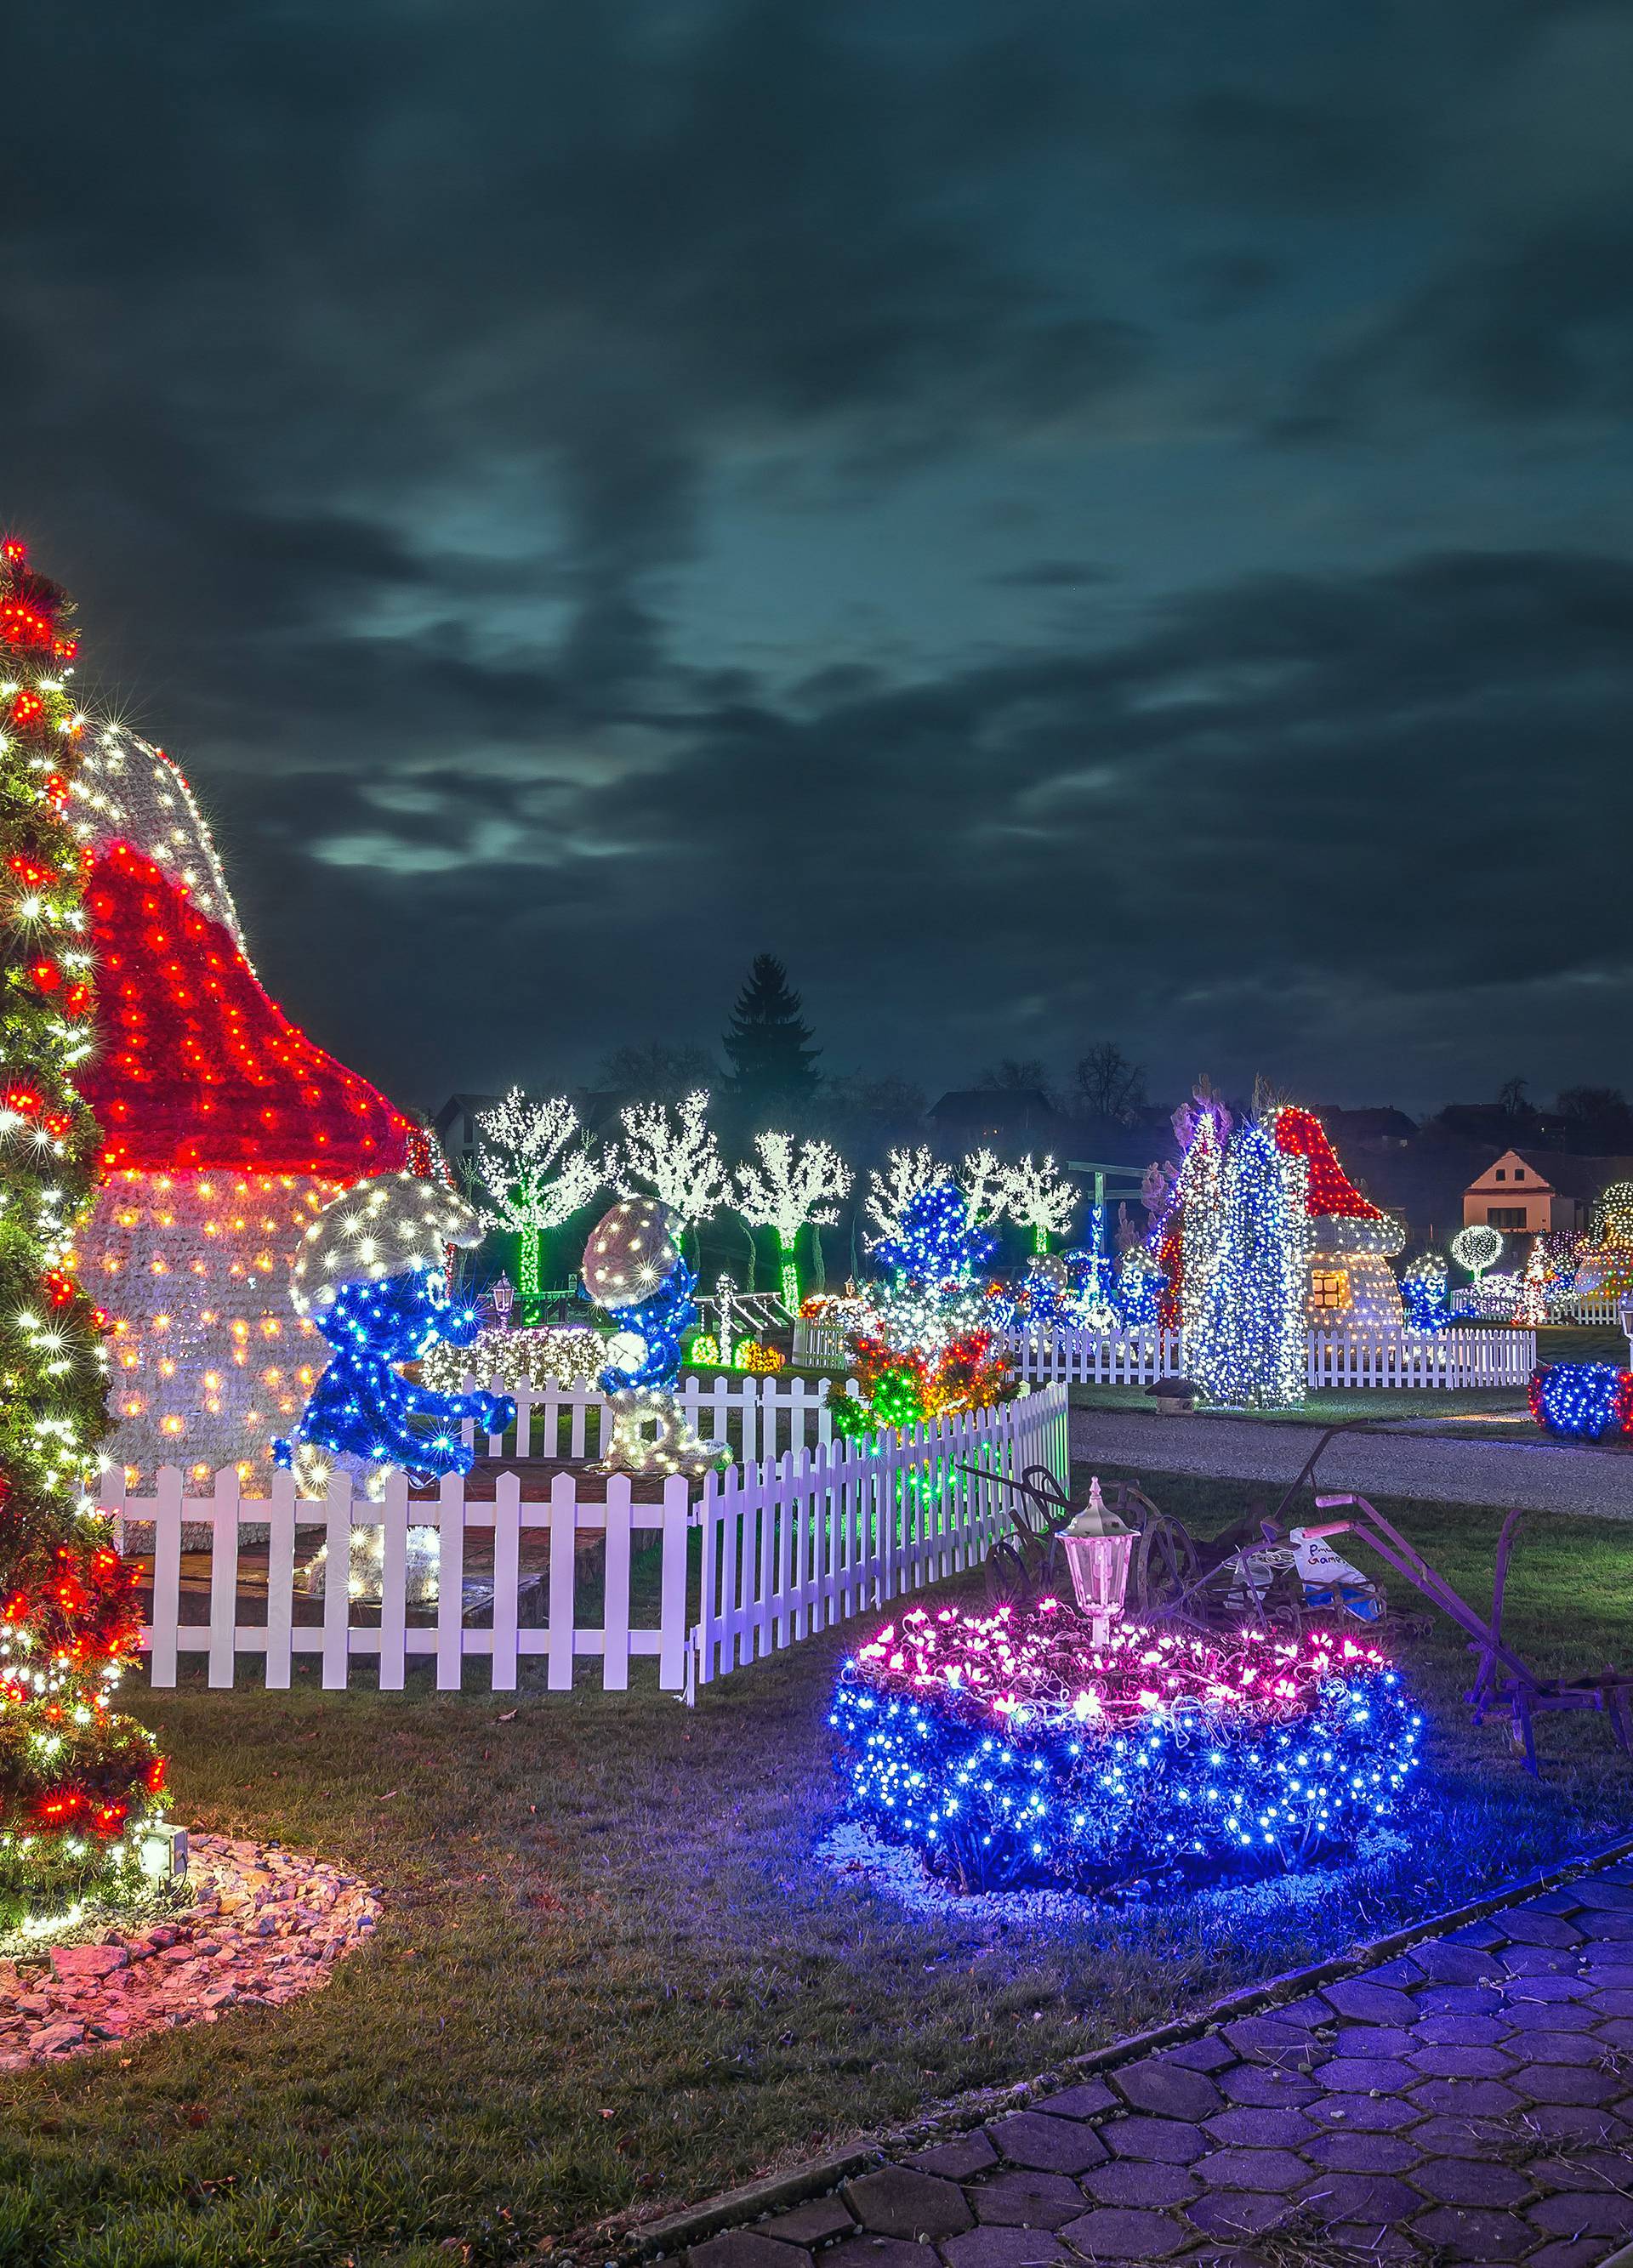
(70, 727), (430, 1492)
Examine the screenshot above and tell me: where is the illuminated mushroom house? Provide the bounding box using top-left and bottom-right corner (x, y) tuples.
(70, 728), (428, 1491)
(1272, 1106), (1405, 1332)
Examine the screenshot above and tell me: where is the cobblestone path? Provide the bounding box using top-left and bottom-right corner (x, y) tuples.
(684, 1861), (1633, 2267)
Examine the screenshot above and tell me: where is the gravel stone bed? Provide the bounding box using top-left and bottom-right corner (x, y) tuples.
(0, 1834), (380, 2066)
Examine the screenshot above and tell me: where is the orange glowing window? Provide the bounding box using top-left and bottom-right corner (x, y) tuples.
(1311, 1268), (1349, 1311)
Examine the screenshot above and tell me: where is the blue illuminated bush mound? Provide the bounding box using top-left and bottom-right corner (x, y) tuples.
(829, 1602), (1421, 1893)
(1529, 1362), (1633, 1441)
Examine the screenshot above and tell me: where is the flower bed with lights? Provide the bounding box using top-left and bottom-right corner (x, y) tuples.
(830, 1601), (1420, 1893)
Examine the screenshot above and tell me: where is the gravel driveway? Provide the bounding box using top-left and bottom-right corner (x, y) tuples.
(1068, 1406), (1633, 1521)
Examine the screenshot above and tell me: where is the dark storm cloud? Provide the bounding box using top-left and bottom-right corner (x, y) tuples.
(988, 562), (1115, 590)
(2, 0), (1630, 1107)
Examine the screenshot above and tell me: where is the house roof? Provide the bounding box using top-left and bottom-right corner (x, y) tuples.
(431, 1093), (501, 1138)
(1465, 1149), (1633, 1200)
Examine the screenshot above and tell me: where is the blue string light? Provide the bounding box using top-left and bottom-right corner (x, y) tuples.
(830, 1614), (1420, 1893)
(597, 1256), (697, 1392)
(1529, 1361), (1633, 1441)
(275, 1265), (513, 1482)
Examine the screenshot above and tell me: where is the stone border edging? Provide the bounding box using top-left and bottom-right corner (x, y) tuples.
(594, 1827), (1633, 2266)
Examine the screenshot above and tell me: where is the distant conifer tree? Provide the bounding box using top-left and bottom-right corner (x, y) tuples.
(721, 955), (821, 1111)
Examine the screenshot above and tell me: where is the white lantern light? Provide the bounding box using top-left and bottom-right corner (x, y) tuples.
(1060, 1477), (1135, 1646)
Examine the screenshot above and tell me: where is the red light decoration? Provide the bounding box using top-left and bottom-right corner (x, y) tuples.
(0, 600), (54, 649)
(29, 958), (61, 994)
(77, 844), (415, 1174)
(9, 688), (45, 728)
(7, 852), (55, 887)
(1, 540), (26, 564)
(1272, 1106), (1383, 1220)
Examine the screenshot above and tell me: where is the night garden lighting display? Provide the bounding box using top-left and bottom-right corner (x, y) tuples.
(830, 1182), (1014, 1439)
(0, 542), (166, 1930)
(1529, 1362), (1633, 1441)
(830, 1600), (1420, 1892)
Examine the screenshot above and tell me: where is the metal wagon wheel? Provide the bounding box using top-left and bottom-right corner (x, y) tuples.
(984, 1537), (1037, 1610)
(1130, 1514), (1201, 1616)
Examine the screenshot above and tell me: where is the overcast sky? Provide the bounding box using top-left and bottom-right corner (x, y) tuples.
(6, 1), (1631, 1113)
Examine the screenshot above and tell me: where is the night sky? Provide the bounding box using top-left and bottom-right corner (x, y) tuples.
(6, 3), (1631, 1114)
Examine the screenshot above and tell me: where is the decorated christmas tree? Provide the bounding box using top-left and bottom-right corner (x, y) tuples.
(0, 542), (163, 1928)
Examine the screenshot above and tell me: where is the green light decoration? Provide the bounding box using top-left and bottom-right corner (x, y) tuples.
(473, 1090), (601, 1314)
(733, 1131), (850, 1313)
(1451, 1223), (1504, 1284)
(1003, 1155), (1076, 1258)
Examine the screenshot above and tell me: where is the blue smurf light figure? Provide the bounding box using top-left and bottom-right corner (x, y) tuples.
(597, 1259), (697, 1392)
(583, 1196), (727, 1476)
(274, 1174), (515, 1600)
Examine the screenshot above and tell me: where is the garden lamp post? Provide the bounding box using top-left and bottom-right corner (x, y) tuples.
(1061, 1478), (1135, 1648)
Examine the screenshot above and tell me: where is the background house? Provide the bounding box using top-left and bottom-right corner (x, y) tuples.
(430, 1093), (501, 1197)
(927, 1088), (1063, 1148)
(1462, 1151), (1633, 1238)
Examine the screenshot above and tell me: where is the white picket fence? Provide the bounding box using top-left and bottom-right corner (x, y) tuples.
(1006, 1327), (1181, 1385)
(1306, 1327), (1535, 1389)
(1009, 1325), (1536, 1390)
(692, 1385), (1067, 1684)
(458, 1371), (839, 1469)
(94, 1385), (1068, 1698)
(96, 1464), (691, 1695)
(1561, 1294), (1627, 1329)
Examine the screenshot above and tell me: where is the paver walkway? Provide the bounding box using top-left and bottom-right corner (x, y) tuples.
(1069, 1406), (1633, 1521)
(685, 1859), (1633, 2268)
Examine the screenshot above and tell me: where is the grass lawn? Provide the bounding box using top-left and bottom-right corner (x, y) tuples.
(5, 1478), (1633, 2266)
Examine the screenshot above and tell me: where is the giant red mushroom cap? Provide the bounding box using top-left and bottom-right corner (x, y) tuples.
(1272, 1106), (1383, 1220)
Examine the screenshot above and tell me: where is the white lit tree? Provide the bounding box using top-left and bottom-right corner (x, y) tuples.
(865, 1145), (949, 1242)
(1004, 1154), (1078, 1253)
(611, 1089), (729, 1262)
(1176, 1102), (1227, 1345)
(734, 1133), (851, 1310)
(475, 1089), (602, 1299)
(1191, 1121), (1309, 1409)
(960, 1147), (1012, 1230)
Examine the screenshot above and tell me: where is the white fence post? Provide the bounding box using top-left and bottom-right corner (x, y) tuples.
(150, 1466), (183, 1690)
(207, 1465), (240, 1691)
(265, 1470), (297, 1691)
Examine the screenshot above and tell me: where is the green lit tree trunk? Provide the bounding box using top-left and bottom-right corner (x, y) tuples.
(777, 1232), (799, 1312)
(1033, 1223), (1049, 1254)
(518, 1225), (542, 1298)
